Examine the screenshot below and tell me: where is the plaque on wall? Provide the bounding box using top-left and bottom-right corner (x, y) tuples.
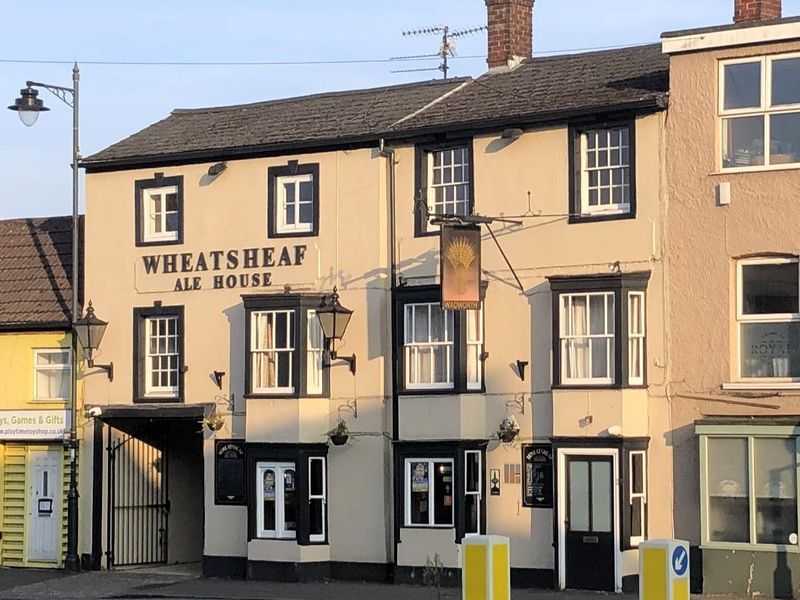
(522, 444), (553, 508)
(215, 440), (246, 505)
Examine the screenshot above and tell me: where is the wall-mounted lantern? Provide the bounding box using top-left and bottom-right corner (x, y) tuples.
(73, 301), (113, 381)
(315, 287), (356, 375)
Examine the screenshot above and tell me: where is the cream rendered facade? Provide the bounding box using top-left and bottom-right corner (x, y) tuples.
(80, 106), (666, 589)
(663, 20), (800, 597)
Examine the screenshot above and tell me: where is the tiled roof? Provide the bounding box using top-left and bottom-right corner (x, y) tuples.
(82, 44), (669, 169)
(0, 217), (82, 329)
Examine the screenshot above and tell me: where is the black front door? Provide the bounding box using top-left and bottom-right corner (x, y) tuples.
(565, 455), (615, 591)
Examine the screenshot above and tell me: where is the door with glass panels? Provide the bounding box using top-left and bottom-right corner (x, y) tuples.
(565, 455), (615, 591)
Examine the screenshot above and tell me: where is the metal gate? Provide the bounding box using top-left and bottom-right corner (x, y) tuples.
(107, 428), (169, 567)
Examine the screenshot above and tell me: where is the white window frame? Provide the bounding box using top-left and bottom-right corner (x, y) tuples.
(464, 450), (482, 536)
(628, 292), (645, 386)
(33, 349), (71, 401)
(403, 303), (454, 390)
(719, 53), (800, 172)
(256, 462), (297, 540)
(142, 185), (179, 242)
(308, 456), (326, 543)
(466, 307), (484, 391)
(629, 450), (647, 547)
(425, 146), (471, 232)
(404, 458), (455, 528)
(736, 257), (800, 383)
(275, 173), (314, 234)
(144, 316), (180, 397)
(250, 309), (295, 394)
(579, 127), (632, 216)
(559, 292), (615, 385)
(306, 310), (324, 395)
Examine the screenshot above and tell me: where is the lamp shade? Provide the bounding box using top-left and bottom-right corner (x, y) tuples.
(74, 301), (109, 353)
(8, 87), (49, 127)
(316, 287), (353, 341)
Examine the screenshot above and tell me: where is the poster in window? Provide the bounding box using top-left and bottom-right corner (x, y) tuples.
(214, 440), (246, 505)
(284, 469), (295, 492)
(411, 462), (429, 492)
(263, 470), (276, 500)
(522, 444), (553, 508)
(441, 225), (481, 310)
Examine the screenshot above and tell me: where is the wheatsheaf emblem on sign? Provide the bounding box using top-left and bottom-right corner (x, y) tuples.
(441, 225), (481, 310)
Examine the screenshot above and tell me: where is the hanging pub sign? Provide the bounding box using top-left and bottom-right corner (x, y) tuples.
(522, 444), (553, 508)
(214, 440), (246, 505)
(440, 225), (481, 310)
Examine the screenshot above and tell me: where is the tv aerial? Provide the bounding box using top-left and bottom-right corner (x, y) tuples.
(391, 25), (487, 79)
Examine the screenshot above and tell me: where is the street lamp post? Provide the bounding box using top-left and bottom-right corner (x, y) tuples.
(8, 64), (81, 573)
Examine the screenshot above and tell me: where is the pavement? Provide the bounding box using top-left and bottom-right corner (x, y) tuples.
(0, 564), (770, 600)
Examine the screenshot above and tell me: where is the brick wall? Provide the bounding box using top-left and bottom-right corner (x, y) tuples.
(733, 0), (781, 22)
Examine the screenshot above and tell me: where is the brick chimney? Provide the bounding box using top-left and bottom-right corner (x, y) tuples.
(734, 0), (781, 22)
(485, 0), (534, 70)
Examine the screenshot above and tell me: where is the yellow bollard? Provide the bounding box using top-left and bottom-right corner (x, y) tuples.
(462, 535), (510, 600)
(639, 539), (690, 600)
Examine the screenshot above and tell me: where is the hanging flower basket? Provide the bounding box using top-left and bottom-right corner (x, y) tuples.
(497, 418), (519, 443)
(329, 434), (349, 446)
(327, 417), (350, 446)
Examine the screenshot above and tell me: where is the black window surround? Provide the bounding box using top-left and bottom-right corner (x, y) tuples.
(413, 140), (475, 237)
(394, 284), (487, 395)
(215, 439), (246, 506)
(568, 120), (637, 224)
(393, 440), (487, 544)
(134, 173), (184, 247)
(242, 294), (329, 399)
(132, 304), (185, 403)
(246, 443), (328, 546)
(267, 161), (320, 239)
(548, 272), (649, 389)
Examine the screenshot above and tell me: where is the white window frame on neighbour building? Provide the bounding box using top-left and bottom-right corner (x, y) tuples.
(579, 126), (632, 216)
(736, 257), (800, 384)
(403, 303), (455, 390)
(308, 456), (326, 543)
(256, 462), (297, 540)
(628, 292), (645, 386)
(33, 349), (71, 401)
(464, 450), (482, 536)
(142, 185), (179, 243)
(425, 146), (471, 232)
(251, 310), (295, 394)
(559, 292), (615, 385)
(275, 173), (315, 234)
(720, 53), (800, 171)
(144, 316), (180, 397)
(404, 458), (455, 528)
(629, 450), (647, 547)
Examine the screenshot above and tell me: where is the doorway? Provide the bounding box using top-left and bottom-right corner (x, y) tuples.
(28, 449), (62, 562)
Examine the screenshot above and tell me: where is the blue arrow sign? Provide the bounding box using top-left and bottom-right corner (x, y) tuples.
(671, 545), (688, 577)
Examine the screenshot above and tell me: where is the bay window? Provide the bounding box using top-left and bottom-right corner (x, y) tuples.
(257, 462), (297, 539)
(406, 459), (454, 527)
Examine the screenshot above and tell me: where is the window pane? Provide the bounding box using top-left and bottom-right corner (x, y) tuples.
(741, 321), (800, 378)
(414, 306), (430, 343)
(707, 438), (750, 543)
(755, 438), (797, 545)
(466, 452), (480, 493)
(630, 497), (643, 538)
(589, 295), (606, 334)
(564, 339), (590, 380)
(570, 296), (587, 336)
(742, 263), (799, 314)
(410, 462), (430, 524)
(299, 201), (314, 225)
(569, 461), (590, 531)
(465, 494), (479, 535)
(283, 469), (296, 533)
(263, 469), (276, 532)
(769, 112), (800, 165)
(310, 458), (324, 496)
(772, 58), (800, 106)
(723, 116), (765, 168)
(631, 452), (645, 495)
(724, 61), (762, 110)
(590, 338), (609, 378)
(433, 462), (453, 525)
(310, 499), (324, 537)
(592, 461), (613, 533)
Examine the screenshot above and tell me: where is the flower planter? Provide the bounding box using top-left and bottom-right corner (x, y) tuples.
(329, 434), (349, 446)
(498, 430), (518, 443)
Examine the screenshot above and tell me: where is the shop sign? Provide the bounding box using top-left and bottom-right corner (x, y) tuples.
(441, 225), (481, 310)
(0, 410), (71, 440)
(140, 245), (307, 293)
(490, 469), (501, 496)
(522, 444), (553, 508)
(215, 440), (246, 505)
(411, 462), (429, 492)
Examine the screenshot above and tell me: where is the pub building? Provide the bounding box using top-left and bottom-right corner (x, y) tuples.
(76, 0), (669, 592)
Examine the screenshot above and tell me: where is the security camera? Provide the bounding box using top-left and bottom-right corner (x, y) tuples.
(87, 406), (102, 418)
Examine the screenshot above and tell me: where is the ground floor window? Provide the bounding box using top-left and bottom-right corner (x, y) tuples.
(406, 458), (454, 527)
(702, 433), (798, 546)
(256, 462), (297, 539)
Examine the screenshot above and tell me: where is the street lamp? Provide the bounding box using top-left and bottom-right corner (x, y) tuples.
(315, 287), (356, 375)
(9, 64), (82, 573)
(74, 301), (113, 381)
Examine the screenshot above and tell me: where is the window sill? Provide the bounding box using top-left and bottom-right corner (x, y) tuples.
(722, 382), (800, 391)
(701, 542), (800, 553)
(399, 388), (485, 396)
(568, 210), (635, 225)
(552, 383), (622, 391)
(269, 229), (318, 239)
(136, 238), (182, 248)
(401, 525), (456, 530)
(714, 162), (800, 175)
(133, 396), (182, 404)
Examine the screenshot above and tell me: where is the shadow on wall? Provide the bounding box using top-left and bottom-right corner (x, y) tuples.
(667, 423), (699, 542)
(775, 549), (793, 599)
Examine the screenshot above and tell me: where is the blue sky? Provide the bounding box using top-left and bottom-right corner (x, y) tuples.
(0, 0), (793, 219)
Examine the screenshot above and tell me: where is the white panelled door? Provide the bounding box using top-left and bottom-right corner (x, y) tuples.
(28, 450), (61, 562)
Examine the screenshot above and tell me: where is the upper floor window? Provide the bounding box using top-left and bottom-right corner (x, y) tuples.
(133, 305), (184, 402)
(396, 285), (485, 393)
(33, 349), (70, 401)
(267, 162), (319, 238)
(244, 295), (327, 398)
(415, 143), (473, 236)
(570, 124), (635, 222)
(721, 55), (800, 169)
(135, 175), (184, 246)
(550, 272), (649, 388)
(737, 258), (800, 381)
